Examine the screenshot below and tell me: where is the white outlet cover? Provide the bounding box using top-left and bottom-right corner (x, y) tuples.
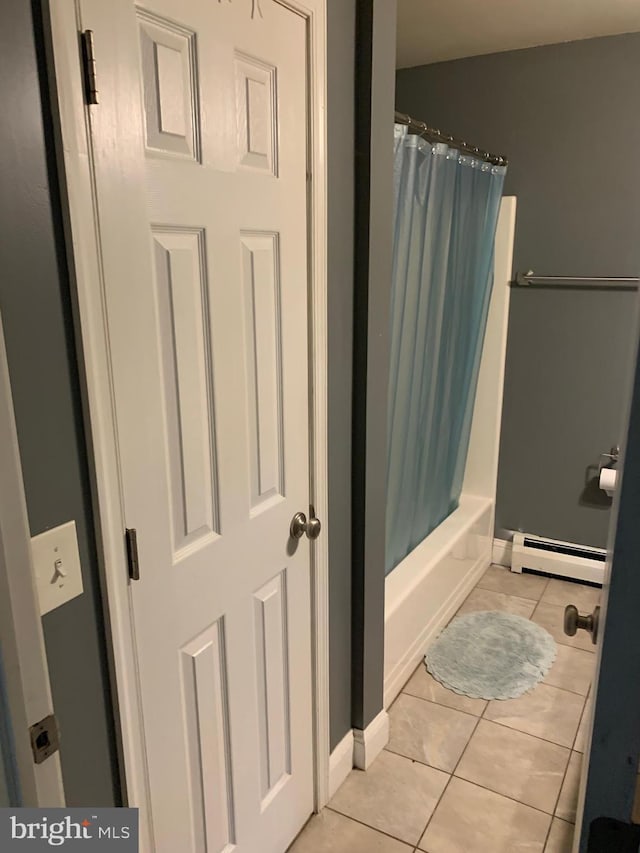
(31, 520), (84, 615)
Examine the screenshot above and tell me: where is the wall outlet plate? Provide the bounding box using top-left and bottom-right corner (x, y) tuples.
(31, 520), (84, 615)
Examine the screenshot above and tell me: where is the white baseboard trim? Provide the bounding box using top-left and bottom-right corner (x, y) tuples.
(328, 730), (354, 800)
(492, 537), (512, 567)
(352, 709), (389, 771)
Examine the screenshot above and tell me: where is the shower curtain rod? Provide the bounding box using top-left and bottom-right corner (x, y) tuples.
(394, 110), (508, 167)
(514, 270), (639, 290)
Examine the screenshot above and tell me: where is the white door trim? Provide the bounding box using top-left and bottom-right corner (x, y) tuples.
(0, 315), (65, 807)
(327, 730), (354, 800)
(44, 0), (330, 845)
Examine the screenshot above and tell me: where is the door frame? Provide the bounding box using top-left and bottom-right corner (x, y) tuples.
(43, 0), (330, 843)
(0, 313), (65, 808)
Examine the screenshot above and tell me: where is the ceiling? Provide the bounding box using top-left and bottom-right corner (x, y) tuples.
(396, 0), (640, 68)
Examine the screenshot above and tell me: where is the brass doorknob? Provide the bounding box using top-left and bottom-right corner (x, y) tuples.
(290, 511), (322, 541)
(564, 604), (600, 645)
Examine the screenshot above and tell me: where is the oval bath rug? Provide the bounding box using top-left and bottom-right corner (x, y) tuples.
(425, 610), (557, 701)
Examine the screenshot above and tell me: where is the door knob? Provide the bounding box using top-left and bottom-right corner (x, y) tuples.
(564, 604), (600, 645)
(290, 510), (322, 541)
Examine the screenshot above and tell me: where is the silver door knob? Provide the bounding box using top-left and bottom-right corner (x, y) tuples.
(290, 511), (322, 541)
(564, 604), (600, 645)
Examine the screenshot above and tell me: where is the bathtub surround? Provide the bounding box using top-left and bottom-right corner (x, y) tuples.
(386, 125), (506, 573)
(383, 198), (515, 708)
(396, 33), (640, 550)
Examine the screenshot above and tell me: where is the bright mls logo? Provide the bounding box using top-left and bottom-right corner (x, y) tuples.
(0, 809), (138, 851)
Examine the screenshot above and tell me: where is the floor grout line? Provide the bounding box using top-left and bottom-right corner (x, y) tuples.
(552, 751), (575, 820)
(370, 747), (566, 835)
(529, 600), (597, 655)
(531, 680), (593, 699)
(450, 706), (571, 820)
(481, 712), (585, 751)
(539, 680), (591, 698)
(536, 633), (596, 655)
(572, 696), (591, 754)
(474, 582), (546, 603)
(449, 773), (561, 819)
(409, 711), (484, 849)
(459, 717), (575, 763)
(545, 742), (580, 851)
(399, 687), (487, 718)
(324, 804), (419, 848)
(384, 743), (453, 773)
(541, 817), (554, 850)
(413, 772), (454, 849)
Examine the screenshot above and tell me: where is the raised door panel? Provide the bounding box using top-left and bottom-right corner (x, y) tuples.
(253, 571), (291, 807)
(182, 621), (235, 853)
(240, 232), (285, 515)
(152, 228), (220, 558)
(235, 53), (278, 174)
(137, 9), (201, 160)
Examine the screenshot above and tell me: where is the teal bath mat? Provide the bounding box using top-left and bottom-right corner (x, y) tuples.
(425, 610), (557, 700)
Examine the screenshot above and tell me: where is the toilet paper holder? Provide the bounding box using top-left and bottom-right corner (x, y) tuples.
(598, 446), (620, 498)
(599, 446), (620, 467)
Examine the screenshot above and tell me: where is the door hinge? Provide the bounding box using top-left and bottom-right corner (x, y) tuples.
(80, 29), (99, 105)
(30, 714), (60, 765)
(125, 528), (140, 581)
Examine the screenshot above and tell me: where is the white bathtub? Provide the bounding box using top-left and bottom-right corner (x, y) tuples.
(384, 494), (493, 706)
(383, 197), (517, 708)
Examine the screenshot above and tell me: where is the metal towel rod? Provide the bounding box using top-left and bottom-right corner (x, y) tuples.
(514, 270), (639, 290)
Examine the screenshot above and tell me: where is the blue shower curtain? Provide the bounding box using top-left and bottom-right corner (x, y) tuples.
(386, 125), (506, 575)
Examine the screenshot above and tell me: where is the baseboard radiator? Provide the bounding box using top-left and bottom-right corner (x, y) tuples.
(511, 532), (605, 585)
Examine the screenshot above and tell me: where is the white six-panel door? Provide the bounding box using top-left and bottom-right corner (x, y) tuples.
(78, 1), (314, 850)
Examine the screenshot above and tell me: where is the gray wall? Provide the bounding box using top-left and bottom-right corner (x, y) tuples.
(396, 34), (640, 549)
(351, 0), (396, 731)
(327, 0), (355, 750)
(0, 0), (120, 805)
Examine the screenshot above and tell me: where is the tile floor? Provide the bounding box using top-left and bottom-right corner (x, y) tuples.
(290, 565), (600, 853)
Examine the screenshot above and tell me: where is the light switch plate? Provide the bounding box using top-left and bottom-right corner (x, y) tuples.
(31, 520), (84, 615)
